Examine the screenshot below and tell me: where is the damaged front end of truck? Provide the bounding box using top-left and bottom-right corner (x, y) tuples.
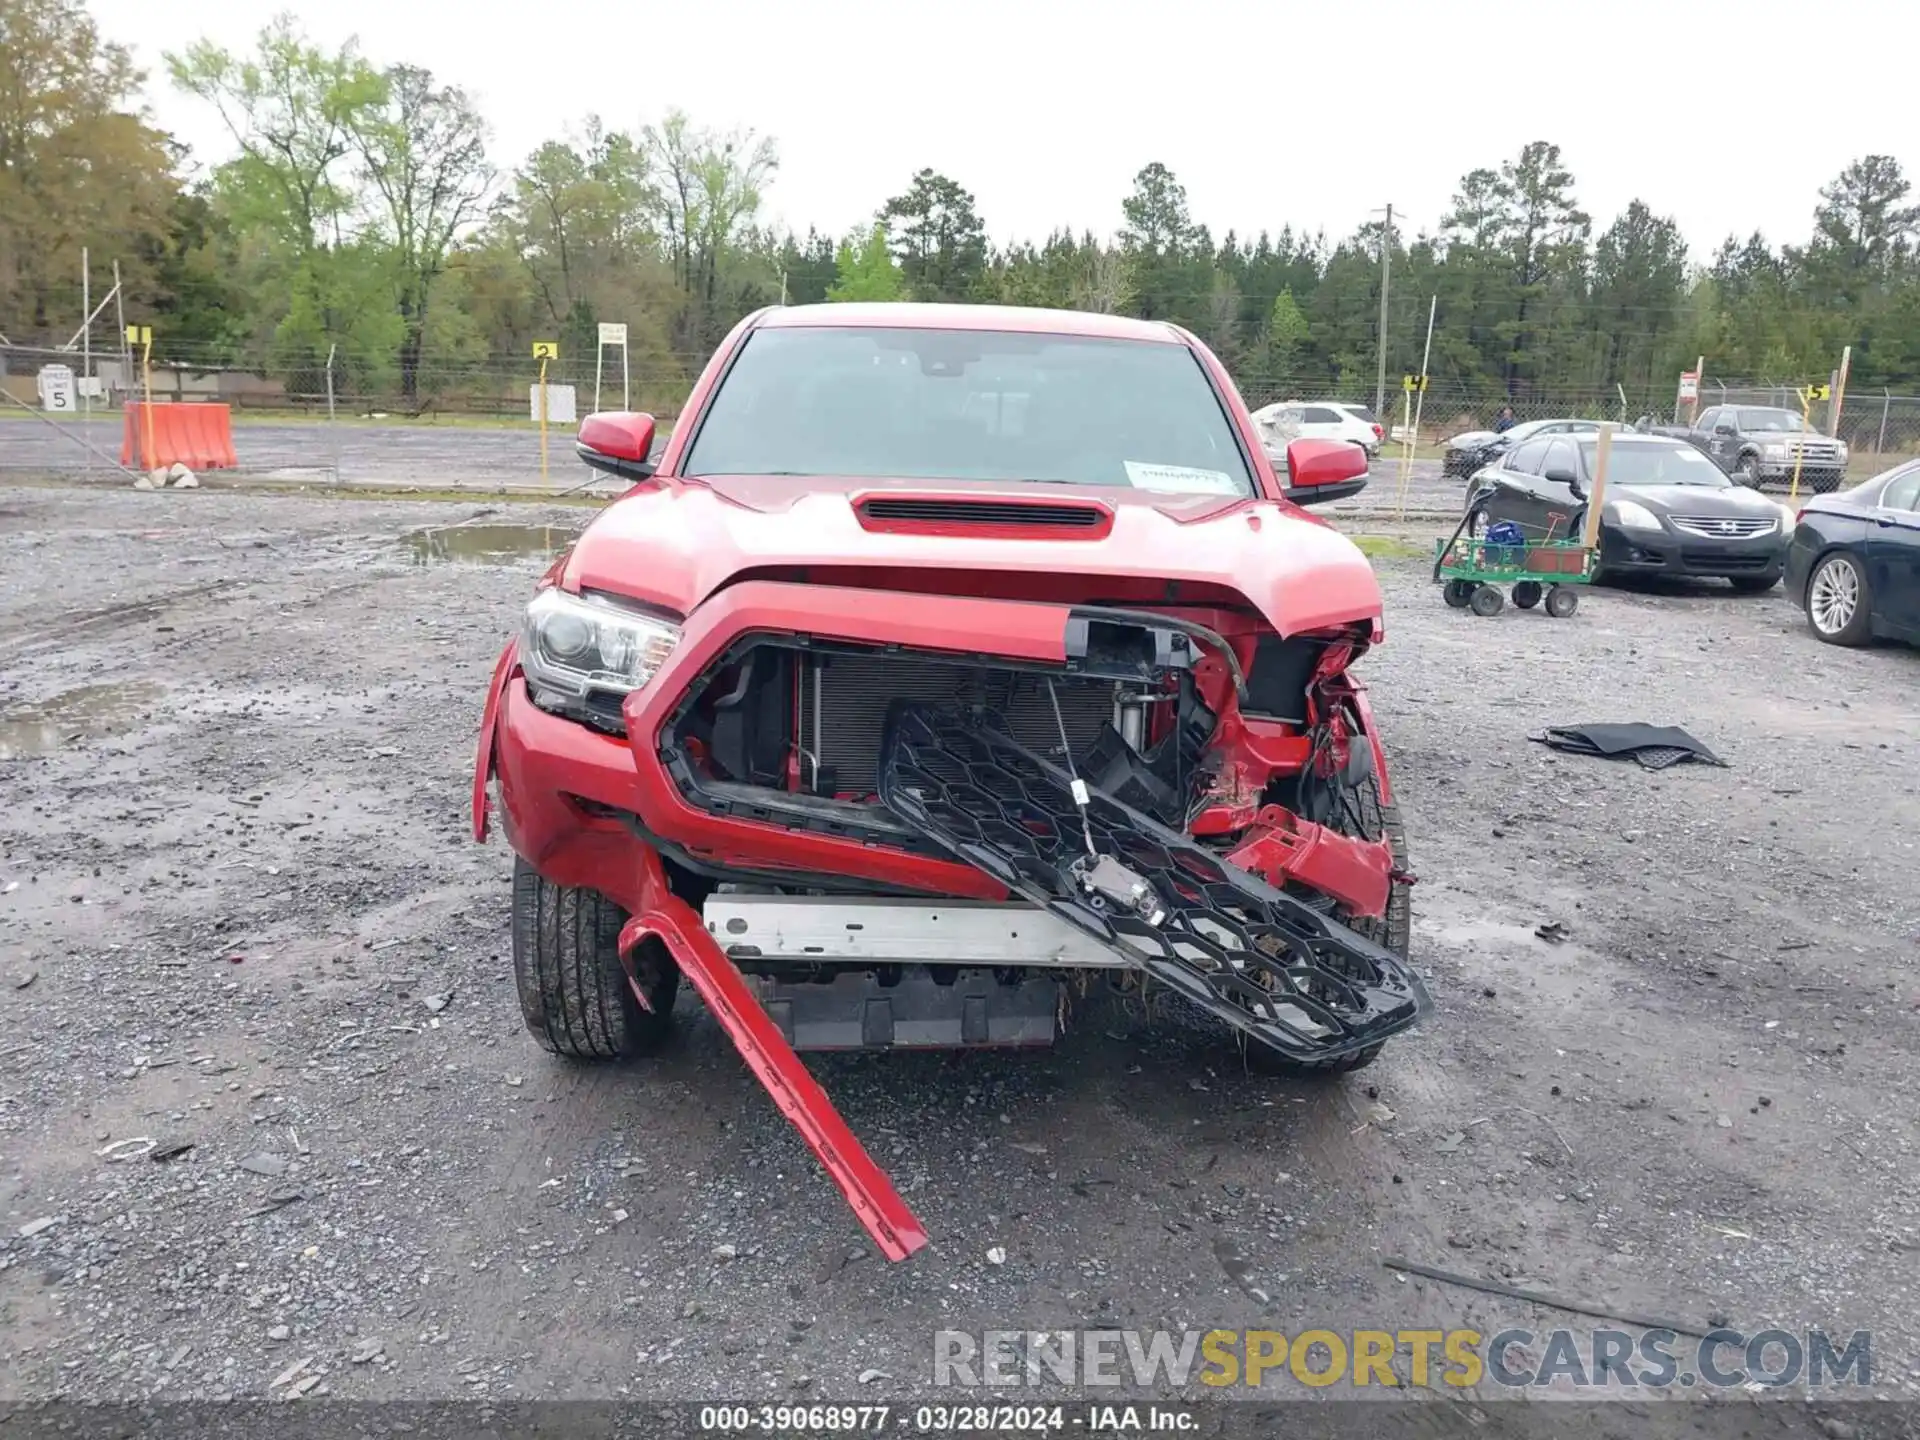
(472, 305), (1432, 1261)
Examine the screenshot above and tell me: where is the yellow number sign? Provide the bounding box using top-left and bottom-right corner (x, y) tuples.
(532, 341), (558, 359)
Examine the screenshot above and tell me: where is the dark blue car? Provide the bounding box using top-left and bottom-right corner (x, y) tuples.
(1784, 461), (1920, 647)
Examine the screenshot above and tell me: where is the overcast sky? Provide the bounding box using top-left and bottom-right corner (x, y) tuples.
(93, 0), (1908, 261)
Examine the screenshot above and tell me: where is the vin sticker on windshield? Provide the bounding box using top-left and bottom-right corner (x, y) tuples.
(1123, 462), (1239, 495)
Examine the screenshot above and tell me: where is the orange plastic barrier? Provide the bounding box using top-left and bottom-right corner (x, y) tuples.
(120, 403), (239, 471)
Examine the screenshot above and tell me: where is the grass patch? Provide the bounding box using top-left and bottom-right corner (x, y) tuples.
(1348, 534), (1429, 560)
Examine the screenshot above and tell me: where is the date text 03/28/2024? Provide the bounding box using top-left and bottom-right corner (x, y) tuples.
(697, 1405), (1195, 1432)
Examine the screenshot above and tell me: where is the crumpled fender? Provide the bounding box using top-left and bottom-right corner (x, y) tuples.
(473, 640), (518, 842)
(1344, 676), (1394, 808)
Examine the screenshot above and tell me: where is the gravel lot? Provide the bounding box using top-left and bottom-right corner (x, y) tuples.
(2, 483), (1917, 1427)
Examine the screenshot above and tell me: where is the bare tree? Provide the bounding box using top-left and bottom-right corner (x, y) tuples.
(645, 109), (776, 349)
(353, 64), (491, 401)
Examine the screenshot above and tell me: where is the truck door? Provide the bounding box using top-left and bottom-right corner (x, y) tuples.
(1696, 408), (1726, 464)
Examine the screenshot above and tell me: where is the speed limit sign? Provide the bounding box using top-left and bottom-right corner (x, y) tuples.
(37, 364), (76, 412)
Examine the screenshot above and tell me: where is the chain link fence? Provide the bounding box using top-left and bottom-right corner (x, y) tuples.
(10, 338), (1918, 494)
(1237, 374), (1920, 482)
(0, 342), (688, 491)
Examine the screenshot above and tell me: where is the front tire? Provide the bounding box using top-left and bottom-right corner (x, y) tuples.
(1805, 551), (1872, 646)
(511, 858), (678, 1060)
(1733, 453), (1763, 488)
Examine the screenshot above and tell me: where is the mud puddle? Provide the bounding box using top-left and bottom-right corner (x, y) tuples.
(402, 523), (575, 566)
(1414, 882), (1612, 1009)
(0, 680), (168, 758)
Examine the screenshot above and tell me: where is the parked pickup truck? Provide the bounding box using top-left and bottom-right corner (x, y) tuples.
(1650, 405), (1849, 492)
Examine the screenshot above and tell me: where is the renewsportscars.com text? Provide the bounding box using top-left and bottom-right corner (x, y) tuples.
(933, 1327), (1872, 1391)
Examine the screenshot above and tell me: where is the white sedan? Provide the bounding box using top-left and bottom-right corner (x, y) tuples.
(1250, 401), (1382, 465)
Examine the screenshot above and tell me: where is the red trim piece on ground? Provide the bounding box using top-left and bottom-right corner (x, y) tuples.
(622, 855), (929, 1263)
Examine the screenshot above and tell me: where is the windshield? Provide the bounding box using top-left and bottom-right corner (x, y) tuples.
(683, 326), (1257, 497)
(1581, 442), (1730, 488)
(1738, 409), (1806, 432)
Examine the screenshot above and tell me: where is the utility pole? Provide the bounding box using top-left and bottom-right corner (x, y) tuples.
(113, 260), (130, 400)
(82, 247), (91, 476)
(1373, 204), (1393, 420)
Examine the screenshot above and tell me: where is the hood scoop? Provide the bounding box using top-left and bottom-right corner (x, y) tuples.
(855, 494), (1113, 537)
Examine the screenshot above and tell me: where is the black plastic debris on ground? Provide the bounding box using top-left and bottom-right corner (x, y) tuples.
(1528, 723), (1726, 771)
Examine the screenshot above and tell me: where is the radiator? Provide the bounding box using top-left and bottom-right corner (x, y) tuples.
(796, 652), (1114, 796)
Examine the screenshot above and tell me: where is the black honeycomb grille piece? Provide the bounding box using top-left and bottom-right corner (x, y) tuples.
(876, 703), (1429, 1064)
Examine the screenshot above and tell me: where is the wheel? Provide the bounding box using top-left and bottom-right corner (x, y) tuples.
(1243, 765), (1411, 1076)
(1544, 585), (1579, 617)
(511, 857), (678, 1059)
(1804, 551), (1872, 646)
(1469, 584), (1505, 617)
(1733, 452), (1763, 488)
(1727, 573), (1780, 595)
(1443, 579), (1475, 609)
(1512, 580), (1543, 609)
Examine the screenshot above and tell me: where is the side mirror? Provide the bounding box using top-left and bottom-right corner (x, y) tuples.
(576, 411), (658, 482)
(1543, 463), (1585, 498)
(1714, 422), (1736, 436)
(1282, 438), (1369, 507)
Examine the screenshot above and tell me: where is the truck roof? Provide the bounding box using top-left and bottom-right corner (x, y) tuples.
(756, 302), (1182, 345)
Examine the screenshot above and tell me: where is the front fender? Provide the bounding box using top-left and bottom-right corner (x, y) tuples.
(472, 639), (518, 842)
(1345, 677), (1394, 809)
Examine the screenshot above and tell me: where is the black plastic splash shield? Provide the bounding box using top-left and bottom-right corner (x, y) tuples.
(876, 704), (1431, 1064)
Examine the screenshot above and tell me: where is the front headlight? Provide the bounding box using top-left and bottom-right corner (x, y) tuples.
(1763, 443), (1789, 459)
(521, 588), (681, 730)
(1608, 500), (1663, 531)
(1836, 442), (1849, 461)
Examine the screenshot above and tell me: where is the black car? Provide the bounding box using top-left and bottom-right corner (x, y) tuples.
(1784, 461), (1920, 646)
(1464, 433), (1791, 591)
(1442, 418), (1621, 478)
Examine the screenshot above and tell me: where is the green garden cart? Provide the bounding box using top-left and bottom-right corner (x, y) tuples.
(1432, 506), (1596, 618)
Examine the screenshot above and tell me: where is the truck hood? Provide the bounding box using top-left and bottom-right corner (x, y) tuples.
(561, 474), (1383, 639)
